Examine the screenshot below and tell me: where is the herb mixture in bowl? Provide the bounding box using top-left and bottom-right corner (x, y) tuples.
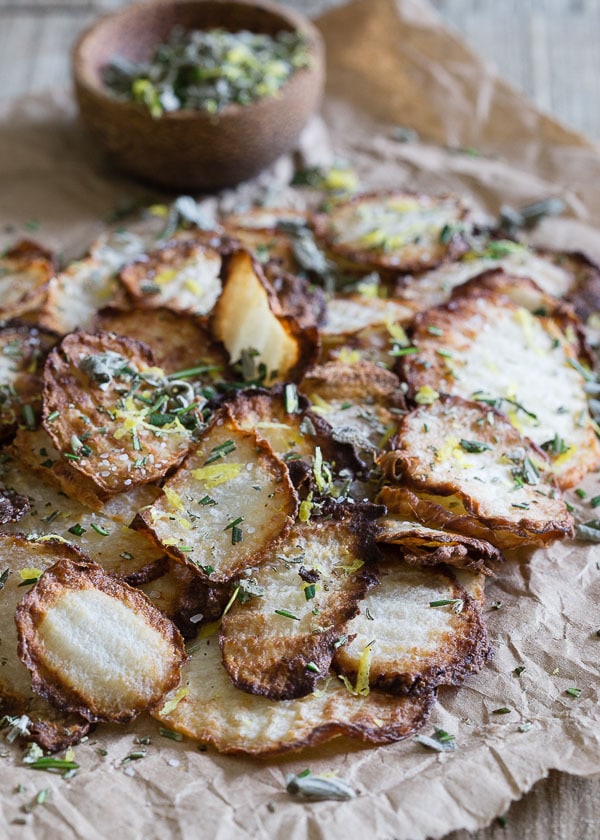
(103, 26), (312, 117)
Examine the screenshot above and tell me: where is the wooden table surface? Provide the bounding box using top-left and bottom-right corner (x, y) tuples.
(1, 1), (599, 838)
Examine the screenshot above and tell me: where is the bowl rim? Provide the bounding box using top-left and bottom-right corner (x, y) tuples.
(72, 0), (324, 123)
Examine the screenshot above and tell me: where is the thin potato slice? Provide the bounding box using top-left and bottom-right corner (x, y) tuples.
(38, 256), (121, 335)
(211, 250), (318, 382)
(155, 632), (434, 755)
(402, 278), (600, 487)
(322, 294), (414, 337)
(139, 559), (228, 639)
(0, 240), (55, 320)
(1, 445), (166, 581)
(16, 557), (187, 723)
(0, 535), (90, 750)
(220, 508), (379, 700)
(313, 191), (469, 275)
(118, 239), (222, 316)
(0, 321), (58, 442)
(301, 362), (405, 453)
(134, 413), (297, 583)
(93, 306), (229, 378)
(395, 244), (585, 312)
(319, 322), (397, 368)
(376, 516), (502, 573)
(264, 264), (327, 329)
(333, 559), (489, 695)
(43, 332), (200, 496)
(379, 396), (573, 548)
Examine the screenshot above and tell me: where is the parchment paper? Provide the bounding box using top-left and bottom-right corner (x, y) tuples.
(1, 1), (600, 837)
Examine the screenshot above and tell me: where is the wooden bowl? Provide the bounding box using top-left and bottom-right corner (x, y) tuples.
(72, 0), (325, 191)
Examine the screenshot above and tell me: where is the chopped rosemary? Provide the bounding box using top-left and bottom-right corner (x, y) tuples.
(286, 771), (355, 802)
(591, 496), (600, 508)
(513, 665), (526, 676)
(305, 662), (320, 673)
(90, 523), (110, 536)
(159, 727), (183, 742)
(0, 569), (8, 590)
(304, 583), (316, 601)
(231, 525), (243, 545)
(199, 495), (216, 506)
(46, 410), (60, 422)
(27, 757), (79, 774)
(68, 523), (86, 537)
(414, 727), (457, 752)
(575, 488), (587, 499)
(204, 440), (236, 465)
(459, 439), (492, 453)
(224, 516), (244, 531)
(284, 383), (299, 414)
(274, 608), (301, 620)
(492, 707), (511, 715)
(429, 598), (463, 613)
(426, 325), (443, 336)
(21, 404), (36, 430)
(565, 687), (582, 698)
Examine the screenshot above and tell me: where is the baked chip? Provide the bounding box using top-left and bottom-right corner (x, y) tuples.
(219, 507), (379, 700)
(0, 535), (90, 750)
(264, 265), (327, 328)
(154, 632), (434, 756)
(139, 559), (228, 639)
(322, 293), (414, 337)
(301, 362), (405, 453)
(333, 559), (489, 695)
(379, 396), (573, 548)
(0, 447), (166, 581)
(312, 191), (469, 275)
(38, 256), (121, 335)
(395, 243), (588, 312)
(0, 321), (58, 442)
(134, 413), (297, 582)
(211, 250), (319, 382)
(0, 240), (55, 320)
(0, 486), (30, 525)
(401, 277), (600, 487)
(376, 516), (502, 573)
(43, 332), (202, 496)
(16, 556), (187, 723)
(93, 306), (229, 379)
(118, 238), (222, 316)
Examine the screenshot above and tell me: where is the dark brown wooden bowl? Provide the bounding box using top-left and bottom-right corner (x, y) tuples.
(72, 0), (325, 191)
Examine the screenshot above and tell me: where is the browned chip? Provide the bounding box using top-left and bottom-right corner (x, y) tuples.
(219, 507), (379, 700)
(0, 486), (30, 525)
(0, 534), (90, 750)
(264, 264), (327, 329)
(0, 321), (58, 443)
(155, 631), (434, 756)
(118, 238), (222, 316)
(92, 306), (229, 378)
(333, 559), (489, 695)
(0, 240), (55, 320)
(322, 292), (414, 337)
(42, 332), (201, 496)
(0, 446), (166, 581)
(134, 412), (297, 583)
(139, 559), (228, 639)
(211, 249), (319, 382)
(37, 256), (122, 335)
(379, 396), (573, 549)
(301, 361), (405, 454)
(401, 276), (600, 488)
(376, 516), (502, 573)
(222, 225), (299, 275)
(16, 556), (187, 723)
(312, 191), (469, 275)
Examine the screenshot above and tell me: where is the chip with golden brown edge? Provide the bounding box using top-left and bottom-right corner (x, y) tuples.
(322, 293), (414, 337)
(300, 361), (405, 453)
(378, 396), (573, 549)
(375, 516), (502, 574)
(312, 191), (470, 276)
(0, 446), (166, 582)
(394, 245), (592, 313)
(42, 331), (201, 497)
(139, 559), (228, 640)
(401, 277), (600, 488)
(118, 238), (222, 316)
(332, 559), (489, 695)
(92, 306), (229, 379)
(219, 506), (380, 700)
(0, 240), (55, 320)
(222, 385), (359, 471)
(16, 556), (187, 723)
(0, 534), (90, 750)
(0, 321), (58, 443)
(264, 264), (327, 329)
(319, 322), (397, 368)
(211, 249), (319, 382)
(134, 412), (297, 583)
(222, 225), (299, 275)
(37, 256), (124, 335)
(155, 631), (434, 755)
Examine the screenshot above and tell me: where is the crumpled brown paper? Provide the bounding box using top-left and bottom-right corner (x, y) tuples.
(1, 1), (600, 837)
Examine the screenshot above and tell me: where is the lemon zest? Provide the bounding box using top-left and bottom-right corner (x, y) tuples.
(191, 462), (243, 487)
(163, 487), (185, 512)
(160, 686), (190, 715)
(414, 386), (439, 405)
(19, 568), (43, 581)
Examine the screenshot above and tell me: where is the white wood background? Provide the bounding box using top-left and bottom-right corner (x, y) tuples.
(0, 1), (599, 838)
